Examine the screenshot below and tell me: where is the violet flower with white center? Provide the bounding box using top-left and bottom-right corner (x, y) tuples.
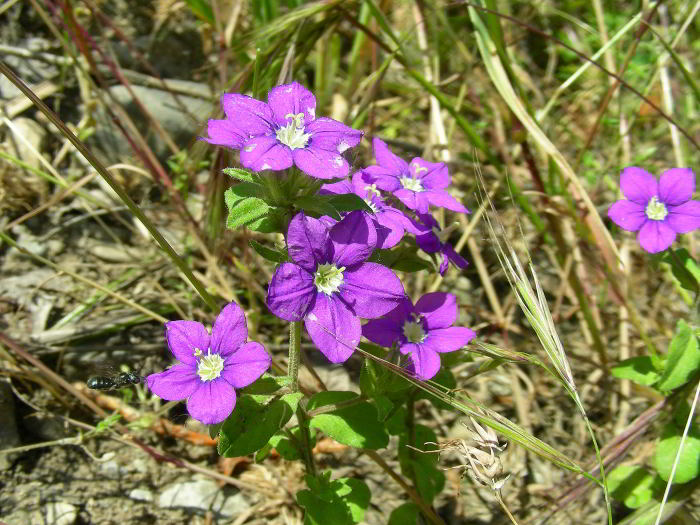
(146, 303), (271, 425)
(362, 292), (476, 381)
(203, 82), (363, 179)
(361, 138), (469, 214)
(412, 213), (468, 275)
(320, 171), (416, 249)
(608, 167), (700, 253)
(266, 211), (405, 363)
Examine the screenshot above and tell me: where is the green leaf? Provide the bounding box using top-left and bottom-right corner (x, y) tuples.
(608, 465), (663, 509)
(293, 195), (342, 220)
(224, 183), (271, 230)
(222, 167), (259, 184)
(297, 476), (370, 525)
(417, 369), (457, 410)
(655, 423), (700, 484)
(249, 239), (287, 263)
(182, 0), (214, 23)
(398, 424), (444, 502)
(388, 502), (420, 525)
(662, 248), (700, 294)
(240, 374), (290, 395)
(611, 357), (661, 387)
(218, 393), (301, 457)
(326, 193), (373, 214)
(657, 320), (700, 392)
(308, 391), (389, 449)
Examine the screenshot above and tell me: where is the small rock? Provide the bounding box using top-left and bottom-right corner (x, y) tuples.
(44, 501), (78, 525)
(129, 488), (154, 502)
(99, 459), (128, 479)
(158, 477), (248, 518)
(3, 117), (47, 170)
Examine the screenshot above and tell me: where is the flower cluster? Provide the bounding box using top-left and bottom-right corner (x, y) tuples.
(147, 303), (270, 425)
(608, 167), (700, 253)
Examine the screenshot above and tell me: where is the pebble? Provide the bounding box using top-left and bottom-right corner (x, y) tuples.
(44, 501), (78, 525)
(157, 478), (249, 518)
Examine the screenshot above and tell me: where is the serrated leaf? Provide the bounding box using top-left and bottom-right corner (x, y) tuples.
(608, 465), (663, 509)
(654, 423), (700, 484)
(308, 391), (389, 449)
(297, 477), (370, 525)
(249, 239), (287, 263)
(657, 320), (700, 392)
(222, 167), (258, 183)
(224, 184), (270, 230)
(218, 394), (298, 457)
(611, 356), (661, 387)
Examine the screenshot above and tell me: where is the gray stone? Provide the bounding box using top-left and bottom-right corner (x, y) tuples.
(44, 501), (78, 525)
(129, 488), (154, 502)
(0, 39), (58, 100)
(3, 117), (47, 170)
(90, 81), (213, 164)
(158, 477), (249, 518)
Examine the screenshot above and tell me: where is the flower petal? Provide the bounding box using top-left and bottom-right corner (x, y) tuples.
(165, 320), (210, 365)
(201, 119), (246, 149)
(410, 158), (449, 190)
(341, 262), (405, 319)
(240, 136), (293, 172)
(220, 94), (275, 135)
(305, 294), (360, 363)
(266, 263), (316, 321)
(659, 168), (695, 206)
(221, 342), (270, 389)
(146, 364), (198, 401)
(362, 318), (404, 348)
(608, 200), (647, 231)
(637, 220), (677, 253)
(374, 211), (405, 249)
(362, 297), (413, 347)
(423, 326), (476, 353)
(330, 210), (376, 266)
(306, 117), (363, 153)
(186, 379), (236, 425)
(423, 189), (469, 213)
(292, 147), (350, 179)
(415, 293), (457, 329)
(394, 188), (428, 213)
(360, 166), (401, 192)
(443, 244), (468, 271)
(211, 303), (247, 357)
(373, 138), (409, 175)
(620, 167), (658, 205)
(319, 179), (353, 195)
(667, 201), (700, 233)
(267, 82), (316, 126)
(287, 212), (332, 271)
(403, 344), (441, 381)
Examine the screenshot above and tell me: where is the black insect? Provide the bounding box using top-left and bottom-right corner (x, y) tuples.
(86, 371), (144, 391)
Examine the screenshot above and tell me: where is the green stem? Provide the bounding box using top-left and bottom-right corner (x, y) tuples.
(296, 405), (317, 477)
(289, 321), (302, 392)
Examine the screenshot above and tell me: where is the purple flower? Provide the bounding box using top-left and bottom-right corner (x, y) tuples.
(362, 293), (476, 380)
(412, 213), (468, 275)
(361, 138), (469, 214)
(321, 171), (416, 249)
(266, 211), (405, 363)
(608, 167), (700, 253)
(203, 82), (363, 179)
(146, 303), (271, 425)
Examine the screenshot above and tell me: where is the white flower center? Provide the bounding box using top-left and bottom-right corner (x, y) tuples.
(314, 263), (345, 295)
(645, 196), (668, 221)
(364, 198), (379, 213)
(402, 319), (426, 343)
(196, 349), (225, 382)
(400, 176), (424, 192)
(276, 112), (312, 150)
(364, 183), (381, 199)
